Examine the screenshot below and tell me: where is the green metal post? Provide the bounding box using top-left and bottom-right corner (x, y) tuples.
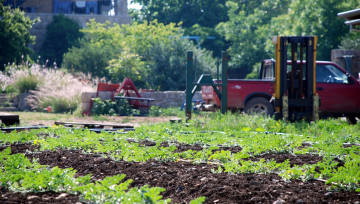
(216, 58), (220, 82)
(221, 51), (228, 114)
(186, 51), (194, 120)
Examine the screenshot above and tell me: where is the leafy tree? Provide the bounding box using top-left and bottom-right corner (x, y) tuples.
(0, 1), (37, 71)
(217, 0), (359, 78)
(216, 0), (290, 77)
(40, 15), (83, 67)
(132, 0), (229, 57)
(339, 31), (360, 50)
(270, 0), (360, 60)
(146, 34), (215, 90)
(106, 48), (146, 87)
(133, 0), (228, 28)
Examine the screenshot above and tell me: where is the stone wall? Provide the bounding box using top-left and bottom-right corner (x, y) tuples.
(140, 91), (202, 108)
(12, 93), (31, 111)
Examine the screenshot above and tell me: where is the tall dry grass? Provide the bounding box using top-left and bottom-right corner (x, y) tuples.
(1, 63), (96, 113)
(26, 65), (95, 113)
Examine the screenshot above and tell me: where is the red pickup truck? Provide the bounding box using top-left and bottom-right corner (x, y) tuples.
(202, 60), (360, 123)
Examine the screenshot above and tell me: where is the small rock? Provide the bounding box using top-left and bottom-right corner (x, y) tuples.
(27, 195), (40, 200)
(272, 179), (279, 183)
(250, 181), (260, 186)
(42, 196), (51, 201)
(200, 177), (207, 182)
(273, 198), (285, 204)
(353, 201), (360, 204)
(297, 199), (305, 204)
(325, 192), (334, 197)
(161, 173), (167, 179)
(249, 197), (257, 201)
(213, 199), (219, 203)
(176, 186), (184, 193)
(55, 193), (68, 200)
(95, 157), (105, 163)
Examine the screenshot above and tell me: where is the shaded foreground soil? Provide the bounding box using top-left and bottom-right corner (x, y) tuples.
(1, 143), (360, 203)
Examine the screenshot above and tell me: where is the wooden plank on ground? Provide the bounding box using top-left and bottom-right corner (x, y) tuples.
(54, 121), (134, 129)
(0, 112), (20, 126)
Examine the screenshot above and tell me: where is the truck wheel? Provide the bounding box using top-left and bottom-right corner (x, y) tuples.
(346, 116), (357, 125)
(244, 97), (274, 116)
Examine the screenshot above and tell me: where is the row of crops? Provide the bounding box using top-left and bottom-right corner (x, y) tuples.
(1, 113), (360, 203)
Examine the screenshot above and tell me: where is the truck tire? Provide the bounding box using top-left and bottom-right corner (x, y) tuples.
(244, 97), (274, 116)
(346, 116), (357, 125)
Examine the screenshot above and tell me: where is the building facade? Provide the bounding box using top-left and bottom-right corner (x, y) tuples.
(4, 0), (131, 51)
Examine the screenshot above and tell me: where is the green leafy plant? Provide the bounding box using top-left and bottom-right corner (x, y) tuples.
(92, 97), (119, 116)
(47, 96), (79, 113)
(149, 106), (161, 116)
(0, 148), (172, 203)
(14, 72), (40, 93)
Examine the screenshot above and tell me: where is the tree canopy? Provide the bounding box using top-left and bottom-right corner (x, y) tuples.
(131, 0), (229, 57)
(131, 0), (360, 78)
(216, 0), (360, 78)
(216, 0), (291, 76)
(0, 1), (36, 71)
(40, 15), (83, 67)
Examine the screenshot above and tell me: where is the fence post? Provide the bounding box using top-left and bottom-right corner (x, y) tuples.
(186, 51), (194, 120)
(221, 51), (228, 114)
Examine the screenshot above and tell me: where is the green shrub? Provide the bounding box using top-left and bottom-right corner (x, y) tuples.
(92, 98), (119, 116)
(62, 40), (113, 78)
(149, 107), (182, 117)
(40, 15), (83, 67)
(161, 107), (183, 117)
(149, 106), (161, 117)
(48, 97), (79, 113)
(5, 85), (16, 93)
(14, 74), (40, 93)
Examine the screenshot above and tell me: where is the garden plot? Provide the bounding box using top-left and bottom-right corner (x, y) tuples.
(1, 114), (360, 203)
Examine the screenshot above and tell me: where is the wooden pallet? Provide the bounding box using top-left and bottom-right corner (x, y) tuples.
(0, 112), (20, 126)
(54, 121), (134, 129)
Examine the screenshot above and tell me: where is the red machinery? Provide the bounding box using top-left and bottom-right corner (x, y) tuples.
(84, 78), (149, 115)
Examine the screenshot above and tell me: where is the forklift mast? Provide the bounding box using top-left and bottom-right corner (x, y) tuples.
(273, 36), (319, 121)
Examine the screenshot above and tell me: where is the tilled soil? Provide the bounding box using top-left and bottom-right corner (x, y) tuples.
(1, 143), (360, 203)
